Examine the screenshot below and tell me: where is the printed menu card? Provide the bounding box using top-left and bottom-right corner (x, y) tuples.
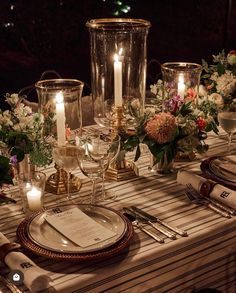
(44, 207), (117, 247)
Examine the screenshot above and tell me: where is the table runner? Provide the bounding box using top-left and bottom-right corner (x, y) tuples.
(0, 130), (236, 293)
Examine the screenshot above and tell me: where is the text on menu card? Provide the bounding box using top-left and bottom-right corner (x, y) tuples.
(44, 207), (117, 247)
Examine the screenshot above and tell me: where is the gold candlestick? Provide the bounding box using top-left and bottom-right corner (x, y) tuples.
(45, 164), (82, 194)
(105, 106), (139, 181)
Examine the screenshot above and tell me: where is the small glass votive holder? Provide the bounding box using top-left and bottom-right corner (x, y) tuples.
(161, 62), (202, 104)
(18, 171), (46, 213)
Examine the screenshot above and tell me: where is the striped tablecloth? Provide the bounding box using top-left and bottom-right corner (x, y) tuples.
(0, 131), (236, 293)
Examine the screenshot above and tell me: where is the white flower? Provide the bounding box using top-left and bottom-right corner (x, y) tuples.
(208, 93), (224, 109)
(227, 51), (236, 65)
(215, 71), (236, 96)
(144, 107), (156, 116)
(0, 111), (13, 127)
(199, 85), (208, 97)
(5, 93), (20, 106)
(150, 79), (163, 97)
(130, 99), (141, 110)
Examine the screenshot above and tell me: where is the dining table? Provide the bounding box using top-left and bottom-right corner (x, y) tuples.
(0, 127), (236, 293)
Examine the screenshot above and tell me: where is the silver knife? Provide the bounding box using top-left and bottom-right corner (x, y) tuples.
(123, 208), (164, 243)
(129, 206), (177, 240)
(130, 206), (188, 237)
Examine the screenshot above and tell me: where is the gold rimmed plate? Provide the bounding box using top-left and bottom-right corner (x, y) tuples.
(200, 156), (236, 190)
(27, 205), (127, 254)
(17, 205), (134, 261)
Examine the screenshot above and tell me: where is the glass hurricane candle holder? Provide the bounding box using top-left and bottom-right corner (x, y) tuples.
(86, 18), (151, 128)
(35, 79), (84, 142)
(35, 79), (84, 195)
(161, 62), (202, 104)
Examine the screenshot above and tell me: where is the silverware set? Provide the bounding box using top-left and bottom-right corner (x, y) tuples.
(185, 184), (236, 218)
(123, 206), (188, 243)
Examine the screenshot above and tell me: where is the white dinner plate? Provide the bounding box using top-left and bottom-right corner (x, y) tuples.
(27, 205), (127, 254)
(209, 155), (236, 183)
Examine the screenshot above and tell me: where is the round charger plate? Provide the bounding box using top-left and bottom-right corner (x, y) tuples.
(17, 205), (134, 261)
(200, 156), (236, 190)
(27, 204), (127, 254)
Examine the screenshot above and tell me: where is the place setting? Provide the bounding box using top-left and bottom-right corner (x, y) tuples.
(16, 204), (134, 261)
(177, 169), (236, 218)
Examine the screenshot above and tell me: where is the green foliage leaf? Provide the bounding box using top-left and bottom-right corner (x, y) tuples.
(217, 62), (225, 75)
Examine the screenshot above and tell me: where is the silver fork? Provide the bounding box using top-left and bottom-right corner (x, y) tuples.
(185, 186), (231, 218)
(187, 184), (236, 216)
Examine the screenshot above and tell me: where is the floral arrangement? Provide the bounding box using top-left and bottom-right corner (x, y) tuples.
(123, 73), (220, 167)
(199, 50), (236, 115)
(123, 50), (236, 167)
(123, 93), (215, 167)
(0, 93), (54, 186)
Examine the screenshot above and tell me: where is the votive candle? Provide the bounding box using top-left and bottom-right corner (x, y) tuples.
(26, 187), (42, 211)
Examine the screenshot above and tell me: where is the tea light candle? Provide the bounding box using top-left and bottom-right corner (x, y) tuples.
(114, 53), (122, 107)
(55, 92), (66, 146)
(26, 187), (42, 211)
(177, 74), (185, 99)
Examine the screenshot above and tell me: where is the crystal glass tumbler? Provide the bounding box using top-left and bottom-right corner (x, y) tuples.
(86, 18), (151, 127)
(35, 79), (84, 144)
(161, 62), (202, 103)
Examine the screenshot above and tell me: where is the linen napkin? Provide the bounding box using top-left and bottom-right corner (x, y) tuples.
(0, 232), (55, 292)
(177, 169), (236, 209)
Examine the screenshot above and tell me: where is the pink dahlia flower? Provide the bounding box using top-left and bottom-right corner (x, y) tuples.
(145, 112), (177, 144)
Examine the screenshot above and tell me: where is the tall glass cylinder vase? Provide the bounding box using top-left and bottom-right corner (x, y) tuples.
(86, 18), (151, 128)
(35, 79), (84, 195)
(35, 79), (84, 141)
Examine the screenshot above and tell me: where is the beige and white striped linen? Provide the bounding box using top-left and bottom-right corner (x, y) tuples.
(0, 130), (236, 293)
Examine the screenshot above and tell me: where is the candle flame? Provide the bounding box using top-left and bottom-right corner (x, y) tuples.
(118, 48), (123, 55)
(114, 54), (119, 62)
(114, 48), (123, 62)
(55, 92), (64, 104)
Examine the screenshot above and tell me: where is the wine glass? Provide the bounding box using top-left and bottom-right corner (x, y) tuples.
(218, 111), (236, 154)
(52, 144), (80, 202)
(77, 132), (120, 204)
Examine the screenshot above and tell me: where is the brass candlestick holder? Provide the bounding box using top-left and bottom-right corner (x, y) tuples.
(45, 164), (82, 194)
(105, 106), (139, 181)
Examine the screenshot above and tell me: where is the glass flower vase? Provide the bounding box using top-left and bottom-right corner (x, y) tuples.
(148, 153), (175, 174)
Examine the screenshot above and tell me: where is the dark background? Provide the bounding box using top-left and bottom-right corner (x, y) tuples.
(0, 0), (236, 104)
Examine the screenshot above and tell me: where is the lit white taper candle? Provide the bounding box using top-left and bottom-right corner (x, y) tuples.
(177, 74), (185, 99)
(55, 92), (66, 145)
(114, 53), (122, 107)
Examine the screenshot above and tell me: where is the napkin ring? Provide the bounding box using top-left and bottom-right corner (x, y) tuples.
(0, 242), (21, 263)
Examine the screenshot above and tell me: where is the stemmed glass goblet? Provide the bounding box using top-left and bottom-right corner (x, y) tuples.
(52, 144), (80, 202)
(77, 132), (120, 204)
(218, 111), (236, 154)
